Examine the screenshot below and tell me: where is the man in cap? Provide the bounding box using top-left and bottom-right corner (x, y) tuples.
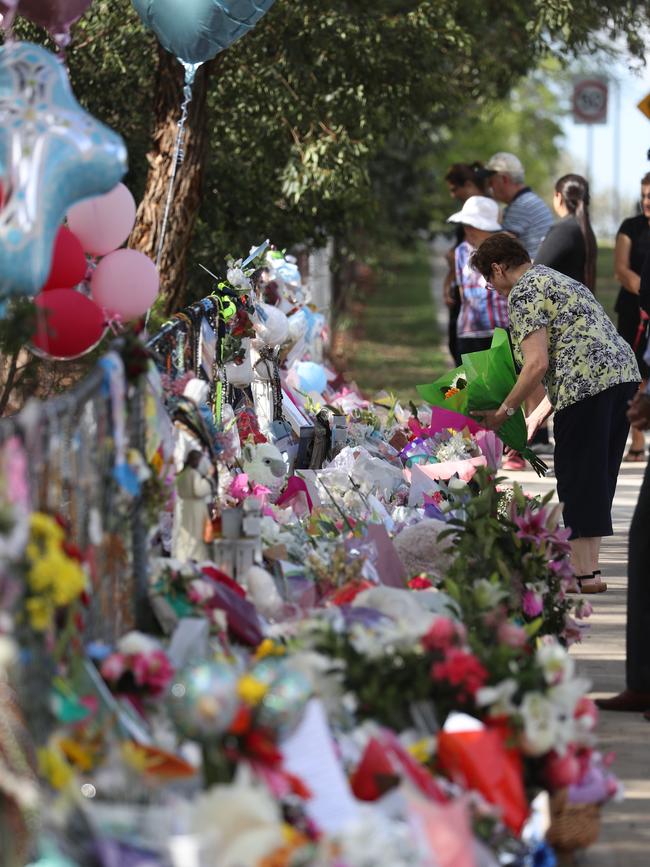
(483, 153), (553, 260)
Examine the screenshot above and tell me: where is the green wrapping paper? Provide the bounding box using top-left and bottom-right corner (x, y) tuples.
(417, 329), (548, 476)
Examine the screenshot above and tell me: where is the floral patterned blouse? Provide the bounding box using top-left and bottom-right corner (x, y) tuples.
(508, 265), (640, 411)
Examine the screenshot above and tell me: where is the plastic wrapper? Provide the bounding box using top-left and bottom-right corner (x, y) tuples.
(437, 718), (528, 835)
(417, 329), (547, 476)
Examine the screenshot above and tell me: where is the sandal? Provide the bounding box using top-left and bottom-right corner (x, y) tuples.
(623, 448), (646, 462)
(579, 570), (607, 594)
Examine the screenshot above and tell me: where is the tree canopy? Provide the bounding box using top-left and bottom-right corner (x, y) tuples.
(10, 0), (650, 304)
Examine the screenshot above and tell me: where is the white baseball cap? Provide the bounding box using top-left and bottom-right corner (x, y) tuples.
(485, 152), (524, 176)
(447, 196), (502, 232)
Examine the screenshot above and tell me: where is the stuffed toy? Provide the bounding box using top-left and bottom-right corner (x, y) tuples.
(241, 441), (287, 491)
(393, 518), (453, 581)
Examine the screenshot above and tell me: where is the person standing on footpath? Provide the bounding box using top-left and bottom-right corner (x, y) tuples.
(614, 172), (650, 462)
(446, 196), (509, 356)
(470, 233), (639, 593)
(443, 163), (489, 364)
(535, 174), (597, 291)
(596, 248), (650, 714)
(481, 152), (553, 259)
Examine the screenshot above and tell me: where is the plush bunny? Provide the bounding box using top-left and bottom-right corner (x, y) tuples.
(241, 441), (287, 491)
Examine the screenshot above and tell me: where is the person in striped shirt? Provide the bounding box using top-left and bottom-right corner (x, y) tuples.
(481, 152), (553, 260)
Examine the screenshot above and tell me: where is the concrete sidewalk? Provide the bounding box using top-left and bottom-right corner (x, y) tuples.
(505, 460), (650, 865)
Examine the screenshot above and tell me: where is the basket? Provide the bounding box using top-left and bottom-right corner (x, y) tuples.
(547, 788), (601, 853)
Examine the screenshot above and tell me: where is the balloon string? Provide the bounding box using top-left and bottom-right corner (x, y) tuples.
(155, 61), (200, 272)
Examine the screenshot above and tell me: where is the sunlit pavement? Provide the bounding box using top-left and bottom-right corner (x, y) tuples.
(504, 456), (650, 865)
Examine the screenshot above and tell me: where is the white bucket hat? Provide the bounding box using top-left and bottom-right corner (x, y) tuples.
(447, 196), (502, 232)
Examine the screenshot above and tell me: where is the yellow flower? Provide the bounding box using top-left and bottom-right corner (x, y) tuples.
(27, 555), (56, 593)
(59, 738), (95, 773)
(30, 513), (64, 545)
(407, 737), (435, 765)
(51, 558), (86, 606)
(237, 674), (269, 706)
(254, 639), (285, 660)
(26, 596), (54, 631)
(38, 743), (74, 790)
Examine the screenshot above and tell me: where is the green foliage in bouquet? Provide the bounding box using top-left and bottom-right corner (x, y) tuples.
(416, 329), (547, 476)
(438, 469), (585, 663)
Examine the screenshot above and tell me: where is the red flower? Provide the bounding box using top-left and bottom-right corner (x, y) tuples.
(244, 729), (282, 766)
(408, 574), (434, 591)
(431, 648), (488, 698)
(229, 704), (253, 736)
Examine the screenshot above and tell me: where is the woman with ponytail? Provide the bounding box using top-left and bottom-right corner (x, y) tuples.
(535, 173), (597, 292)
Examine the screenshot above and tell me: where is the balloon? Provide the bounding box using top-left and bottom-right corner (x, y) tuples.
(66, 183), (137, 257)
(294, 361), (327, 394)
(132, 0), (277, 65)
(90, 249), (159, 321)
(0, 42), (127, 299)
(167, 661), (239, 741)
(41, 226), (86, 292)
(0, 0), (93, 42)
(32, 289), (106, 360)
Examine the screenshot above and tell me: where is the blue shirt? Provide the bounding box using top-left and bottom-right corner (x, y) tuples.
(502, 188), (553, 259)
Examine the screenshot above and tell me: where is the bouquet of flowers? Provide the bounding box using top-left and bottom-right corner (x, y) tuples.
(417, 329), (547, 476)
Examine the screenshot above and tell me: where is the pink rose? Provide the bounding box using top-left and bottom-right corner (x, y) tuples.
(497, 621), (528, 648)
(100, 652), (127, 683)
(545, 748), (581, 790)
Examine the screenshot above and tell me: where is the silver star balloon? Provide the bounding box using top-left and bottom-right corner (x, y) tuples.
(0, 42), (127, 298)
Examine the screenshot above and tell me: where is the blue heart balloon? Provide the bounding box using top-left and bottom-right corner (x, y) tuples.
(132, 0), (277, 65)
(0, 43), (127, 299)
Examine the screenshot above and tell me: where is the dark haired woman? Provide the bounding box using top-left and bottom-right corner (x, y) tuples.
(614, 172), (650, 460)
(442, 163), (489, 364)
(469, 233), (639, 593)
(535, 173), (597, 291)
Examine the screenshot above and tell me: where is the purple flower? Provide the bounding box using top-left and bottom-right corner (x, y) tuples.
(522, 589), (544, 618)
(513, 506), (550, 544)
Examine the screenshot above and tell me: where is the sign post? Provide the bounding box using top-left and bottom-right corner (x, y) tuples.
(572, 78), (609, 188)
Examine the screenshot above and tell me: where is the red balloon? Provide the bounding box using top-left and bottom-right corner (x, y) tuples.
(41, 226), (87, 292)
(32, 290), (106, 360)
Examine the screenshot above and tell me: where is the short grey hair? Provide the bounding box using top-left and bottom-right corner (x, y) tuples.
(504, 169), (525, 185)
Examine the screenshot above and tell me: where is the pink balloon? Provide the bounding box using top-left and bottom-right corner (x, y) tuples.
(67, 183), (137, 257)
(91, 249), (159, 321)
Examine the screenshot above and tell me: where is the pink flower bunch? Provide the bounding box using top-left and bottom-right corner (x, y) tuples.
(422, 617), (466, 652)
(101, 647), (174, 698)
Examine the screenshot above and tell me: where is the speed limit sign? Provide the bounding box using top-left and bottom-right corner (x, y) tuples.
(573, 78), (608, 124)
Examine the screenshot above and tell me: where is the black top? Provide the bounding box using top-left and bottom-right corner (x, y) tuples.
(617, 214), (650, 276)
(534, 215), (585, 283)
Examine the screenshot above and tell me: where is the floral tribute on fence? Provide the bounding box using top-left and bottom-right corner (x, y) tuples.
(0, 247), (619, 867)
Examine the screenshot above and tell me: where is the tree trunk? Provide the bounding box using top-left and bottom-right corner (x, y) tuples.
(129, 46), (219, 315)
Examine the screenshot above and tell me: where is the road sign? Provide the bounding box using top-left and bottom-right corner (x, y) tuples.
(572, 78), (608, 124)
(638, 92), (650, 120)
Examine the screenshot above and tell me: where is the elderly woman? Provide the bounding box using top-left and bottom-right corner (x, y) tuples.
(470, 233), (640, 593)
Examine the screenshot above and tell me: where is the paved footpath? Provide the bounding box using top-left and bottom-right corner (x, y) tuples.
(505, 460), (650, 865)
